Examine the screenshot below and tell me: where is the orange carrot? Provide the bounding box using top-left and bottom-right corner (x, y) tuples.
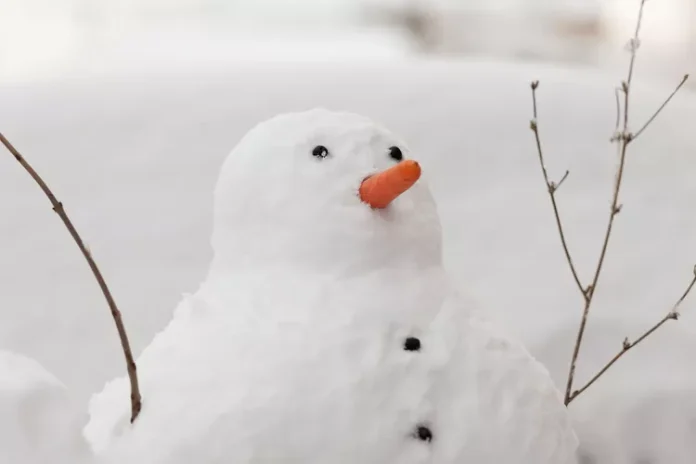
(359, 160), (421, 209)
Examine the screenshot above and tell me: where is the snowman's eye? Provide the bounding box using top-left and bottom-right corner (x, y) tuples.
(312, 145), (330, 159)
(388, 146), (403, 161)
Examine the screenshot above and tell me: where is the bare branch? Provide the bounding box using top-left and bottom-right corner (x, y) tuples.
(565, 122), (632, 402)
(0, 132), (142, 423)
(632, 74), (690, 142)
(550, 170), (570, 193)
(529, 82), (585, 298)
(562, 0), (649, 406)
(623, 0), (646, 121)
(541, 0), (688, 405)
(568, 267), (696, 403)
(613, 87), (621, 135)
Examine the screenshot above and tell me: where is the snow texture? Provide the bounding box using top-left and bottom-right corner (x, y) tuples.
(85, 109), (577, 463)
(0, 350), (93, 464)
(2, 58), (696, 463)
(535, 319), (696, 464)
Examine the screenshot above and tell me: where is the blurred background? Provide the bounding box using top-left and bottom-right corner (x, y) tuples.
(1, 0), (695, 85)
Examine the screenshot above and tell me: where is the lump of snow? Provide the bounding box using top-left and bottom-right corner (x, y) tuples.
(0, 350), (93, 464)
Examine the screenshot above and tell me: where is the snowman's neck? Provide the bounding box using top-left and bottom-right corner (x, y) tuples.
(199, 262), (450, 326)
(208, 242), (442, 280)
(209, 222), (443, 279)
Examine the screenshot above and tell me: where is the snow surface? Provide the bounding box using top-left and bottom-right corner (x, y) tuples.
(0, 350), (94, 464)
(1, 58), (696, 462)
(85, 108), (577, 463)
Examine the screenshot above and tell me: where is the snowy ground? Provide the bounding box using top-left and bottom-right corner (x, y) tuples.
(2, 57), (696, 462)
(0, 351), (93, 464)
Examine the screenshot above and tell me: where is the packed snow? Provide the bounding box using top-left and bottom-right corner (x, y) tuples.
(0, 350), (93, 464)
(2, 58), (696, 463)
(84, 109), (577, 463)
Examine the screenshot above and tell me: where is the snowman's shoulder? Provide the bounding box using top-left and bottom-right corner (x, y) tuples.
(428, 295), (578, 462)
(85, 292), (210, 453)
(85, 287), (267, 455)
(438, 290), (567, 400)
(470, 314), (562, 389)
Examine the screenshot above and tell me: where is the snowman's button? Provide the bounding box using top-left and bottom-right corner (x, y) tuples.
(403, 337), (421, 352)
(414, 425), (433, 442)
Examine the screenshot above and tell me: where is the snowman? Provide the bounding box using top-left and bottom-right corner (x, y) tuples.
(85, 109), (578, 463)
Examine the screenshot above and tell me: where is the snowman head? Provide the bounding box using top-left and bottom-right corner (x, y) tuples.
(210, 109), (442, 276)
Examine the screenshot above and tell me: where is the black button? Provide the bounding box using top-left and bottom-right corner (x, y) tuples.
(403, 337), (421, 351)
(415, 425), (433, 442)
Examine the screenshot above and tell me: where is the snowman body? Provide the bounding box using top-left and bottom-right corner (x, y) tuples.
(86, 109), (577, 464)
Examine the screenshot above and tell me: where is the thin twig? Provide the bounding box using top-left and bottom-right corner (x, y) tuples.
(0, 132), (142, 423)
(562, 0), (648, 405)
(568, 267), (696, 402)
(529, 82), (585, 298)
(613, 87), (621, 135)
(632, 74), (690, 142)
(530, 0), (689, 406)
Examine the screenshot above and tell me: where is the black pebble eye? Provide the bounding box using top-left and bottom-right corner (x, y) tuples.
(312, 145), (330, 159)
(403, 337), (421, 352)
(414, 425), (433, 442)
(388, 146), (403, 161)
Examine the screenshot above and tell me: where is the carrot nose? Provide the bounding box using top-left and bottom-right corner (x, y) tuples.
(359, 160), (421, 209)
